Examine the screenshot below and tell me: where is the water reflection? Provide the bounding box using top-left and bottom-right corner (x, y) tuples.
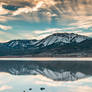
(0, 60), (92, 92)
(0, 61), (92, 81)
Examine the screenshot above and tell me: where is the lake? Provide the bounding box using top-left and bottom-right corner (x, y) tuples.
(0, 58), (92, 92)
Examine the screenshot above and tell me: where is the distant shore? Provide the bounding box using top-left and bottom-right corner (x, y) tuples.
(0, 56), (92, 61)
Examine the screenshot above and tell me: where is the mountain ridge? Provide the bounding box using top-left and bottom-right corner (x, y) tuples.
(0, 33), (92, 57)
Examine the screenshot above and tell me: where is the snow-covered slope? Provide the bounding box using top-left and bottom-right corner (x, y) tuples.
(35, 33), (88, 47)
(6, 40), (37, 48)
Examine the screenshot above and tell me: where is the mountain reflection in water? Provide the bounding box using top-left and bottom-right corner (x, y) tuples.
(0, 60), (92, 92)
(0, 60), (92, 81)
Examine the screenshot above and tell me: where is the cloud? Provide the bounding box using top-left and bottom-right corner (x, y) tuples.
(0, 0), (92, 29)
(0, 85), (12, 91)
(69, 16), (92, 29)
(0, 0), (92, 41)
(11, 1), (58, 22)
(33, 28), (62, 34)
(12, 0), (57, 16)
(0, 0), (60, 23)
(0, 25), (12, 30)
(0, 3), (23, 22)
(0, 16), (19, 22)
(0, 3), (9, 15)
(12, 7), (34, 16)
(32, 28), (63, 39)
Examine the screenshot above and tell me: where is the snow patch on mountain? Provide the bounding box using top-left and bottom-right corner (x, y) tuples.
(7, 40), (37, 48)
(35, 33), (88, 47)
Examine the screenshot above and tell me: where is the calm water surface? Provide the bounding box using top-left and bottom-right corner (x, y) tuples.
(0, 58), (92, 92)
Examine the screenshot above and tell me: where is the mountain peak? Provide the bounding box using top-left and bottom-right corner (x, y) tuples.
(35, 33), (88, 47)
(52, 33), (76, 36)
(52, 33), (87, 38)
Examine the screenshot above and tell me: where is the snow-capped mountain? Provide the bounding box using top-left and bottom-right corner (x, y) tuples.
(0, 33), (92, 57)
(35, 33), (88, 47)
(3, 33), (88, 48)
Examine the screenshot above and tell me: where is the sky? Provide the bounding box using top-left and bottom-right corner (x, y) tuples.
(0, 0), (92, 42)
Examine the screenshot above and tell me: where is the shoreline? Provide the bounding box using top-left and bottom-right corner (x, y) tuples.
(0, 57), (92, 61)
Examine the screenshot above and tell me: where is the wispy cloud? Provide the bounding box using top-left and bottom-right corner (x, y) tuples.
(70, 16), (92, 29)
(0, 25), (12, 30)
(33, 28), (62, 34)
(0, 3), (9, 15)
(0, 0), (92, 28)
